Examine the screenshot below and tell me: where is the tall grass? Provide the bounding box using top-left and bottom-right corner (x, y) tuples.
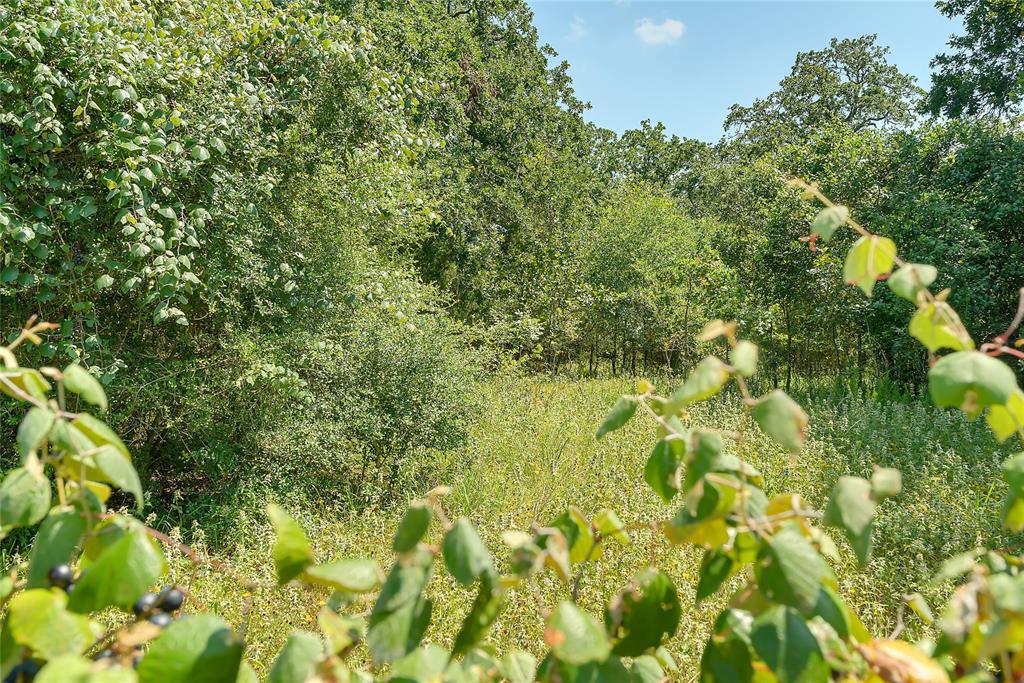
(144, 377), (1017, 676)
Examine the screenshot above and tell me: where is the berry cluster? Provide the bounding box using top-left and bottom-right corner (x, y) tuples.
(46, 564), (76, 593)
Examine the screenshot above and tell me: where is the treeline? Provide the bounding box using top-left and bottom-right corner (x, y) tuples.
(1, 0), (1022, 509)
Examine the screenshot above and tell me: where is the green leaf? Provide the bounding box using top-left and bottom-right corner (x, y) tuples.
(928, 351), (1019, 417)
(695, 549), (735, 602)
(750, 606), (828, 683)
(755, 524), (828, 612)
(500, 650), (537, 683)
(843, 235), (897, 296)
(545, 601), (611, 665)
(268, 631), (324, 683)
(0, 466), (51, 533)
(810, 205), (848, 241)
(663, 509), (729, 548)
(17, 407), (54, 460)
(62, 364), (108, 412)
(318, 608), (363, 655)
(596, 396), (637, 439)
(605, 569), (680, 656)
(823, 476), (876, 566)
(94, 445), (143, 510)
(442, 517), (493, 586)
(870, 468), (902, 501)
(666, 357), (730, 411)
(905, 593), (934, 625)
(301, 559), (381, 593)
(368, 547), (434, 664)
(699, 632), (752, 683)
(94, 274), (115, 290)
(388, 645), (450, 683)
(593, 509), (629, 546)
(68, 522), (165, 613)
(888, 263), (937, 302)
(191, 145), (210, 161)
(644, 437), (683, 504)
(909, 303), (973, 353)
(71, 414), (129, 459)
(137, 615), (243, 683)
(751, 390), (808, 453)
(36, 654), (138, 683)
(267, 504), (314, 584)
(7, 589), (94, 660)
(27, 508), (86, 588)
(393, 501), (432, 552)
(730, 341), (758, 377)
(631, 655), (665, 683)
(986, 389), (1024, 443)
(0, 368), (51, 401)
(451, 572), (504, 657)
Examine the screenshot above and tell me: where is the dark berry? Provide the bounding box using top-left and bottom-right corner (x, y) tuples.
(133, 592), (158, 616)
(147, 612), (173, 628)
(63, 581), (75, 594)
(155, 586), (185, 612)
(94, 649), (115, 660)
(132, 653), (142, 669)
(47, 564), (74, 588)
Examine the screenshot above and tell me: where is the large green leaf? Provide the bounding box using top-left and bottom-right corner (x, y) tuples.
(695, 549), (735, 602)
(810, 205), (848, 241)
(750, 606), (828, 683)
(730, 341), (758, 377)
(17, 407), (54, 460)
(596, 396), (637, 440)
(7, 589), (95, 660)
(986, 389), (1024, 443)
(605, 569), (680, 656)
(666, 357), (730, 411)
(392, 501), (432, 552)
(27, 507), (86, 588)
(67, 523), (165, 613)
(644, 437), (683, 504)
(699, 632), (752, 683)
(823, 476), (876, 566)
(94, 445), (143, 510)
(451, 572), (504, 657)
(442, 517), (493, 586)
(62, 364), (108, 412)
(137, 615), (243, 683)
(909, 302), (973, 353)
(368, 547), (434, 664)
(302, 559), (381, 593)
(844, 235), (896, 296)
(0, 368), (51, 401)
(36, 654), (138, 682)
(0, 465), (51, 533)
(887, 263), (937, 302)
(751, 390), (808, 453)
(501, 650), (538, 683)
(545, 601), (611, 666)
(268, 631), (324, 683)
(267, 504), (314, 584)
(928, 351), (1019, 417)
(71, 414), (129, 459)
(388, 645), (450, 683)
(755, 524), (828, 612)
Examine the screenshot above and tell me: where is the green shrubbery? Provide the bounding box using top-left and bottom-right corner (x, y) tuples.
(1, 185), (1022, 682)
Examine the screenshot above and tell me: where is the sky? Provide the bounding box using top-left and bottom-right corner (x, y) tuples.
(526, 1), (962, 141)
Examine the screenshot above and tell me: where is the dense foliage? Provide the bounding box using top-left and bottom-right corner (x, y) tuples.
(2, 0), (1024, 680)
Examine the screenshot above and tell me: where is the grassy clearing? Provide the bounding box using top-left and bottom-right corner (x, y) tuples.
(158, 376), (1015, 678)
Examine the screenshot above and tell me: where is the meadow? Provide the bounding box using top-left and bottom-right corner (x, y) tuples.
(162, 376), (1015, 677)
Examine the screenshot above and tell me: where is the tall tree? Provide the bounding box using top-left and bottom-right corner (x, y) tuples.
(926, 0), (1024, 117)
(725, 35), (922, 154)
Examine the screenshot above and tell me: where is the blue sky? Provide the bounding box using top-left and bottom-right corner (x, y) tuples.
(526, 1), (961, 141)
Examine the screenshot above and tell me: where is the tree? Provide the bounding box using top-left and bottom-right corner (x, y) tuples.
(725, 35), (922, 154)
(926, 0), (1024, 117)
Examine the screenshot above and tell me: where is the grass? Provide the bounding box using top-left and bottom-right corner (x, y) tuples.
(142, 376), (1016, 677)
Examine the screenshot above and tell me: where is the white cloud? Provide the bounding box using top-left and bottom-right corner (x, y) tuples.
(568, 16), (588, 42)
(633, 17), (685, 45)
